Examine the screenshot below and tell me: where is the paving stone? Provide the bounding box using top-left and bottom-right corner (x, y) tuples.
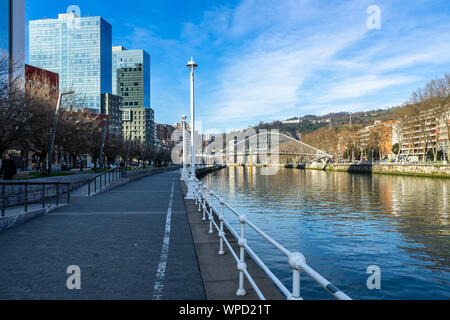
(0, 171), (205, 300)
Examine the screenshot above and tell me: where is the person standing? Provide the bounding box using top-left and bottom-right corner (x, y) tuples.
(32, 155), (38, 172)
(0, 154), (17, 180)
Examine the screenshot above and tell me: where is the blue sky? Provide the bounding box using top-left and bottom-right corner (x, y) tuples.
(26, 0), (450, 132)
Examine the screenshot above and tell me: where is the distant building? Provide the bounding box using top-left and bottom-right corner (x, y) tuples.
(122, 107), (154, 145)
(25, 64), (59, 91)
(357, 121), (396, 159)
(157, 124), (175, 148)
(101, 93), (123, 137)
(400, 107), (450, 159)
(282, 119), (302, 125)
(112, 46), (150, 108)
(29, 12), (112, 113)
(0, 0), (25, 78)
(116, 61), (154, 144)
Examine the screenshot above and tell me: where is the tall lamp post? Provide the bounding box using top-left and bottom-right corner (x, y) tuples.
(48, 90), (74, 176)
(182, 115), (187, 177)
(125, 130), (137, 171)
(185, 57), (198, 199)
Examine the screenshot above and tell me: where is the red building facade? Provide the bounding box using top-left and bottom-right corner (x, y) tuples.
(25, 64), (59, 92)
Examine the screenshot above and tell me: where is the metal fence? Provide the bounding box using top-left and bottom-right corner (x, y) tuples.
(0, 182), (71, 217)
(182, 169), (351, 300)
(86, 167), (126, 197)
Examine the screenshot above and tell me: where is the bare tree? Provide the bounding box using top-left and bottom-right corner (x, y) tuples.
(0, 55), (29, 156)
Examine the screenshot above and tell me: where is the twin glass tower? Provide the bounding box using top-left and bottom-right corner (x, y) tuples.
(29, 12), (154, 144)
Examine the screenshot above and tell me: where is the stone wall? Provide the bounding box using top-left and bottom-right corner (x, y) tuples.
(195, 165), (227, 179)
(304, 163), (450, 178)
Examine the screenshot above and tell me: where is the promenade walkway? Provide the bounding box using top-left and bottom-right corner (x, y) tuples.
(0, 170), (205, 300)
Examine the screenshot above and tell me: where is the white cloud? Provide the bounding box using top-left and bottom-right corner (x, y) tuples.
(120, 0), (450, 130)
(319, 75), (419, 103)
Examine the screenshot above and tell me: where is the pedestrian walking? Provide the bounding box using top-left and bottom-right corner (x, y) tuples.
(32, 155), (38, 172)
(0, 154), (17, 180)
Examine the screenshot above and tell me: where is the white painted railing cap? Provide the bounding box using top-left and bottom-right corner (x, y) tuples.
(239, 215), (247, 223)
(288, 252), (306, 270)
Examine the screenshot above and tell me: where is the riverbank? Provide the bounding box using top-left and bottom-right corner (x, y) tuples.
(227, 163), (450, 178)
(195, 165), (227, 178)
(302, 163), (450, 179)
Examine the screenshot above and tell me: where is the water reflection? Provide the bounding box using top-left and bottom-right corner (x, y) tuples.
(203, 167), (450, 299)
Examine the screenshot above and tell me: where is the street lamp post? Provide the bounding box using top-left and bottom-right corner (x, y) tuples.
(185, 57), (198, 200)
(125, 129), (137, 171)
(98, 119), (108, 170)
(48, 91), (74, 176)
(182, 115), (187, 177)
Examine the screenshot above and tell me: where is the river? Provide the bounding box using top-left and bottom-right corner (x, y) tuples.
(201, 166), (450, 300)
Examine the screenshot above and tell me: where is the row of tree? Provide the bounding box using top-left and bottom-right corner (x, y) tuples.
(301, 74), (450, 162)
(0, 55), (172, 173)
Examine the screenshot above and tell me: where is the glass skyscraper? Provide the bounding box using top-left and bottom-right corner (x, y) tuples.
(29, 13), (112, 113)
(112, 46), (150, 109)
(0, 0), (9, 55)
(112, 46), (154, 144)
(0, 0), (25, 76)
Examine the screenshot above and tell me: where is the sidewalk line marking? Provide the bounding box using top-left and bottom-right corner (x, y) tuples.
(152, 180), (175, 300)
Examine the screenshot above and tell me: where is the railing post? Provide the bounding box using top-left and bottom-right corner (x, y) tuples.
(197, 184), (202, 212)
(288, 252), (306, 300)
(202, 186), (207, 221)
(1, 185), (5, 217)
(194, 183), (199, 206)
(24, 185), (28, 213)
(236, 215), (247, 296)
(218, 199), (225, 255)
(42, 184), (45, 209)
(208, 201), (214, 235)
(100, 173), (103, 190)
(88, 181), (91, 197)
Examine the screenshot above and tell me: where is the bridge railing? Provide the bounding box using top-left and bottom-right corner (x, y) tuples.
(182, 170), (351, 300)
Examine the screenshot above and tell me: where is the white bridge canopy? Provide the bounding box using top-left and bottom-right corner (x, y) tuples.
(196, 131), (333, 165)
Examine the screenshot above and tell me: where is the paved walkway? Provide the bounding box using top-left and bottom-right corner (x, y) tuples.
(0, 171), (205, 300)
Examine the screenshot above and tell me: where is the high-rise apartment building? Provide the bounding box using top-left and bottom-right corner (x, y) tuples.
(29, 13), (112, 113)
(112, 46), (150, 106)
(112, 46), (154, 145)
(101, 93), (123, 137)
(122, 107), (154, 144)
(0, 0), (25, 76)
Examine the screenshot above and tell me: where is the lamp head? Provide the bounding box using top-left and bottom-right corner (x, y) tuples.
(182, 114), (187, 121)
(187, 57), (198, 70)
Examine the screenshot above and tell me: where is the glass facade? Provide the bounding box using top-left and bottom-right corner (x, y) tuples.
(0, 0), (10, 55)
(29, 14), (112, 113)
(112, 47), (150, 108)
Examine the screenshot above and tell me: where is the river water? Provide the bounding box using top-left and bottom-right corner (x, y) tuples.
(201, 166), (450, 300)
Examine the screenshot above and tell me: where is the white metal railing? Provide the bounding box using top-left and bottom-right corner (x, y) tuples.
(181, 169), (351, 300)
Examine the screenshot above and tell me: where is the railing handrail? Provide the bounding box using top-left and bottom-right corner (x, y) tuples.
(86, 167), (123, 184)
(183, 169), (351, 300)
(1, 181), (71, 217)
(0, 181), (71, 186)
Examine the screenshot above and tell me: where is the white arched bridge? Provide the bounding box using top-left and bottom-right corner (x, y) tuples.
(181, 131), (333, 165)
